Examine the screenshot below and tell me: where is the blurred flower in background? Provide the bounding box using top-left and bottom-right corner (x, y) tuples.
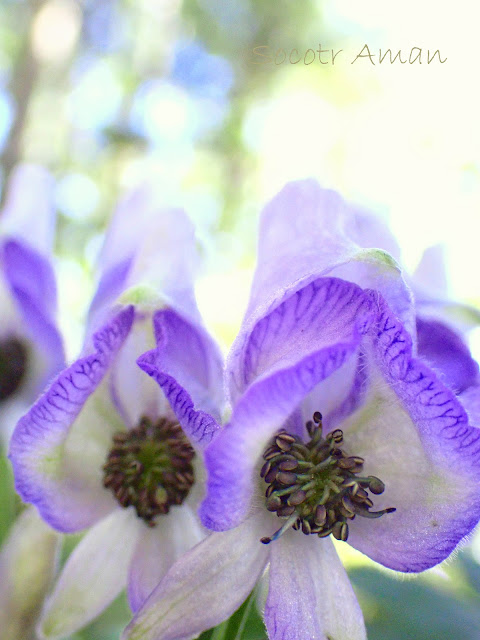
(0, 163), (64, 640)
(0, 163), (64, 439)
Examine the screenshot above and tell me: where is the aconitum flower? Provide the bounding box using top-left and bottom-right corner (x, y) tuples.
(125, 180), (480, 640)
(9, 185), (223, 639)
(0, 164), (65, 438)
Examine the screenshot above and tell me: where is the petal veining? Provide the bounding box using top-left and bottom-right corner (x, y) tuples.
(137, 309), (224, 447)
(201, 278), (375, 531)
(127, 504), (204, 612)
(123, 515), (269, 640)
(227, 181), (414, 403)
(9, 307), (134, 532)
(266, 534), (366, 640)
(344, 295), (480, 571)
(38, 508), (139, 639)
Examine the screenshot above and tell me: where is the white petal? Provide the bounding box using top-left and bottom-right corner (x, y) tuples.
(38, 508), (139, 639)
(412, 244), (448, 299)
(128, 505), (204, 612)
(0, 507), (60, 640)
(313, 539), (366, 640)
(342, 345), (480, 571)
(266, 533), (366, 640)
(0, 164), (55, 255)
(111, 313), (167, 428)
(123, 515), (269, 640)
(63, 375), (126, 492)
(91, 186), (202, 330)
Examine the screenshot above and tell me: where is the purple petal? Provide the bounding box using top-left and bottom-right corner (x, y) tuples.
(127, 505), (203, 612)
(248, 181), (352, 320)
(88, 257), (132, 329)
(266, 535), (366, 640)
(349, 207), (401, 260)
(2, 239), (65, 390)
(416, 317), (479, 393)
(321, 350), (369, 431)
(122, 515), (269, 640)
(265, 535), (322, 640)
(9, 307), (134, 532)
(412, 244), (448, 299)
(230, 277), (373, 402)
(228, 180), (413, 402)
(413, 248), (480, 334)
(345, 295), (480, 571)
(137, 309), (224, 446)
(88, 186), (202, 330)
(201, 278), (375, 531)
(460, 385), (480, 424)
(2, 240), (56, 318)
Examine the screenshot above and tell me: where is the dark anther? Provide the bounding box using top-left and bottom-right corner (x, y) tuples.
(259, 413), (395, 544)
(0, 337), (28, 401)
(103, 416), (195, 527)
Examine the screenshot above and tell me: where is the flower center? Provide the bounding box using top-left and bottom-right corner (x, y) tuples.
(0, 337), (28, 402)
(103, 416), (195, 527)
(260, 412), (395, 544)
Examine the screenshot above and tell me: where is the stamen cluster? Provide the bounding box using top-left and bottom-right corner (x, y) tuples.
(103, 416), (195, 526)
(0, 337), (28, 401)
(260, 412), (395, 544)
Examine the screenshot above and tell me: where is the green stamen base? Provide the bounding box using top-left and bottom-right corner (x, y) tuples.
(103, 416), (195, 526)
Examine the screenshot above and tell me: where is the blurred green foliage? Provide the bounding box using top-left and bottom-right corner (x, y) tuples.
(351, 560), (480, 640)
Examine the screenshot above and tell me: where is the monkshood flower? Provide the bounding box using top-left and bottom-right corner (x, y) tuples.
(0, 164), (65, 438)
(9, 185), (223, 639)
(125, 180), (480, 640)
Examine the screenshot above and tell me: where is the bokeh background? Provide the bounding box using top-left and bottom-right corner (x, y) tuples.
(1, 0), (480, 638)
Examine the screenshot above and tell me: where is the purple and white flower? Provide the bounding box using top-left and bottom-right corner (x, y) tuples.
(0, 164), (65, 439)
(9, 184), (223, 639)
(124, 180), (480, 640)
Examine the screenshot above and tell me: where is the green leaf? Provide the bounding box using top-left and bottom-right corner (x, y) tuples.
(71, 591), (131, 640)
(350, 566), (480, 640)
(198, 590), (267, 640)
